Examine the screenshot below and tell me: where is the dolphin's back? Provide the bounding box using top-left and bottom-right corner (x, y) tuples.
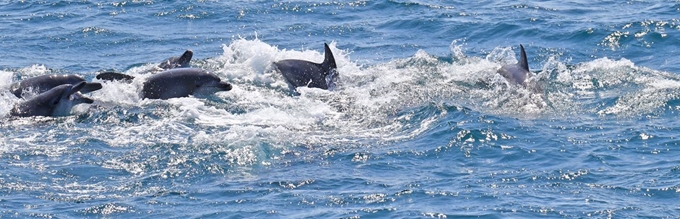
(274, 43), (338, 90)
(142, 69), (200, 99)
(10, 75), (81, 97)
(497, 44), (532, 86)
(498, 64), (529, 85)
(141, 68), (230, 100)
(10, 74), (101, 98)
(159, 50), (193, 70)
(274, 60), (327, 89)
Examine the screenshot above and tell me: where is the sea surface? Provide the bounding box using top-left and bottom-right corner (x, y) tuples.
(1, 1), (680, 218)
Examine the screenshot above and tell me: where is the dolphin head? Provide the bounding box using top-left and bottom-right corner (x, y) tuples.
(37, 82), (87, 109)
(191, 73), (233, 97)
(51, 82), (94, 116)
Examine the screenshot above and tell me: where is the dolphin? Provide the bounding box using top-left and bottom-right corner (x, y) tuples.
(497, 44), (533, 86)
(96, 68), (232, 100)
(9, 74), (102, 98)
(158, 50), (193, 70)
(273, 43), (338, 90)
(10, 82), (98, 117)
(92, 50), (194, 82)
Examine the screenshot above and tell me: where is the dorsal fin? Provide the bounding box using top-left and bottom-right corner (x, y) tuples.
(519, 44), (529, 72)
(322, 43), (337, 75)
(179, 50), (193, 64)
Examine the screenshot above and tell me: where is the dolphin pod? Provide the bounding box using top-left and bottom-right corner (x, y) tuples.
(4, 43), (536, 117)
(5, 50), (216, 117)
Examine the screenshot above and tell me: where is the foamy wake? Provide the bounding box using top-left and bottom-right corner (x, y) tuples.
(2, 39), (679, 163)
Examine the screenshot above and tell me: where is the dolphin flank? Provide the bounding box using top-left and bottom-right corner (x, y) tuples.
(95, 68), (232, 100)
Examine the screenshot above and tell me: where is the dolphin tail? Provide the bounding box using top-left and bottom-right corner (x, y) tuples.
(322, 43), (337, 76)
(96, 71), (135, 82)
(519, 44), (529, 72)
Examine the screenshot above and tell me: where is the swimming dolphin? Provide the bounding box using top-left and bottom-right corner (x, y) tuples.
(497, 44), (532, 86)
(92, 50), (193, 82)
(158, 50), (193, 70)
(10, 82), (98, 117)
(273, 43), (338, 90)
(9, 74), (102, 98)
(96, 68), (232, 100)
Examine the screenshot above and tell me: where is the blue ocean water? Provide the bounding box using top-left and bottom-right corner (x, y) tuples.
(1, 0), (680, 218)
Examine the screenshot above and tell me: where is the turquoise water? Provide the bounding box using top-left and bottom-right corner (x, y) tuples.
(1, 1), (680, 218)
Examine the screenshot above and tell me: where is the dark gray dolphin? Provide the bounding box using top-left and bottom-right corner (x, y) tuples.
(158, 50), (193, 70)
(273, 43), (338, 90)
(9, 74), (102, 98)
(142, 68), (232, 99)
(497, 44), (532, 86)
(10, 82), (96, 117)
(93, 50), (193, 82)
(96, 68), (232, 100)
